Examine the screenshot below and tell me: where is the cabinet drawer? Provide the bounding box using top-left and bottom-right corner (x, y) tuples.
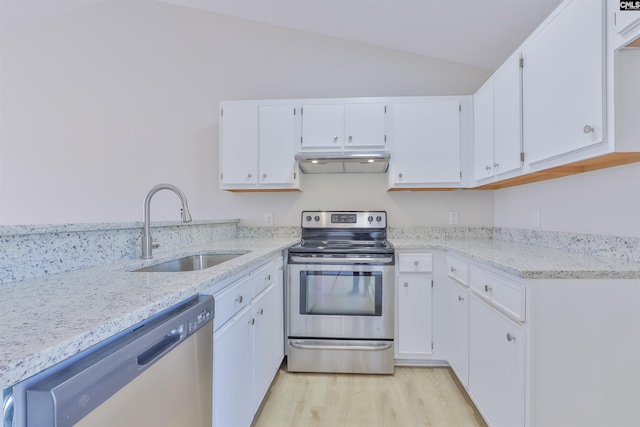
(252, 261), (279, 298)
(398, 253), (432, 273)
(470, 267), (525, 322)
(446, 254), (469, 286)
(214, 275), (253, 330)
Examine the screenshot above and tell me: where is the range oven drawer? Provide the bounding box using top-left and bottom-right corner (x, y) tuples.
(287, 339), (394, 374)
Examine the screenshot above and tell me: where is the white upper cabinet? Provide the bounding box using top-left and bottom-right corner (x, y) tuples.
(611, 0), (640, 39)
(473, 54), (523, 185)
(219, 102), (299, 191)
(220, 105), (259, 187)
(388, 98), (465, 189)
(344, 103), (386, 147)
(258, 105), (298, 186)
(301, 101), (386, 150)
(522, 0), (604, 168)
(300, 104), (344, 149)
(473, 81), (495, 182)
(493, 55), (523, 177)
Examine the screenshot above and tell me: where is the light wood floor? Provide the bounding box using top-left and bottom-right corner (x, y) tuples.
(253, 364), (487, 427)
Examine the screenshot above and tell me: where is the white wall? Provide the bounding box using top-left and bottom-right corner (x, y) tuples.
(494, 163), (640, 237)
(0, 0), (493, 227)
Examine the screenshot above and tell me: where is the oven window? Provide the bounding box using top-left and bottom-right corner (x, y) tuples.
(299, 271), (383, 316)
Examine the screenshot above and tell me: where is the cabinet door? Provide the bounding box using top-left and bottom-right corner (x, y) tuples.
(469, 295), (525, 427)
(259, 105), (298, 185)
(473, 83), (494, 181)
(391, 101), (461, 185)
(396, 276), (432, 358)
(442, 278), (469, 387)
(253, 281), (285, 411)
(614, 7), (640, 35)
(301, 104), (344, 149)
(523, 0), (604, 166)
(493, 55), (523, 176)
(220, 106), (259, 186)
(214, 305), (255, 427)
(344, 103), (386, 147)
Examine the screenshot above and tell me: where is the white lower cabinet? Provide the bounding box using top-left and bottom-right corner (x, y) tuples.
(438, 253), (640, 427)
(213, 304), (255, 427)
(253, 280), (284, 411)
(469, 293), (526, 427)
(441, 275), (469, 386)
(212, 257), (284, 427)
(395, 252), (433, 361)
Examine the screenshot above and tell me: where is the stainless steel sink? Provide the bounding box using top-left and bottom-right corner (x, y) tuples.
(133, 253), (245, 272)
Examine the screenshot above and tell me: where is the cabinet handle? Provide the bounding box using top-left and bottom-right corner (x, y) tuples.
(248, 318), (255, 325)
(333, 136), (338, 143)
(484, 285), (492, 293)
(267, 274), (271, 281)
(257, 308), (264, 315)
(583, 125), (594, 134)
(403, 282), (409, 287)
(458, 295), (464, 301)
(485, 165), (491, 171)
(507, 333), (516, 342)
(450, 266), (456, 273)
(235, 295), (243, 303)
(494, 162), (499, 168)
(348, 136), (353, 143)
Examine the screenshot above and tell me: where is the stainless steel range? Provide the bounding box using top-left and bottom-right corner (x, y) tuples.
(287, 211), (395, 374)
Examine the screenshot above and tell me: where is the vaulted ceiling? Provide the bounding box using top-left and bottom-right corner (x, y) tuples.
(1, 0), (563, 70)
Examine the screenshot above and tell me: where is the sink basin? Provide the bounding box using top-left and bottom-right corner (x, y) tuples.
(133, 253), (245, 272)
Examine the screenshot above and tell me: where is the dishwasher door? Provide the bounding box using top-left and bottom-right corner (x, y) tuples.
(22, 295), (213, 427)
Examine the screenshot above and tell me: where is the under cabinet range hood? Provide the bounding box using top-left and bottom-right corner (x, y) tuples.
(295, 151), (390, 174)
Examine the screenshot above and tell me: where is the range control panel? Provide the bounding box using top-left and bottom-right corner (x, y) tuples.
(301, 211), (387, 229)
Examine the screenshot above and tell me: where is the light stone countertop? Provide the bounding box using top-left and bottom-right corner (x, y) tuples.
(3, 235), (640, 390)
(0, 237), (297, 389)
(391, 238), (640, 279)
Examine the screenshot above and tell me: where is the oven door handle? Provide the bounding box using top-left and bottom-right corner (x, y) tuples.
(289, 255), (394, 264)
(289, 340), (392, 352)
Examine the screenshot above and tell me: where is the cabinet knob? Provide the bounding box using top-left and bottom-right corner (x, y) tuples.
(403, 282), (409, 287)
(484, 285), (492, 293)
(333, 136), (338, 143)
(262, 173), (267, 178)
(235, 295), (243, 303)
(458, 295), (464, 302)
(398, 173), (403, 178)
(494, 162), (499, 168)
(507, 333), (516, 342)
(414, 260), (419, 266)
(248, 318), (255, 325)
(247, 173), (252, 178)
(583, 125), (594, 134)
(348, 136), (353, 143)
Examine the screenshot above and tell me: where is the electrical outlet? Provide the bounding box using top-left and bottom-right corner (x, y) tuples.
(532, 210), (541, 228)
(448, 211), (458, 225)
(264, 213), (273, 227)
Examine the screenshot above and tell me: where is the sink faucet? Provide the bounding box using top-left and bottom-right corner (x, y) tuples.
(142, 183), (192, 259)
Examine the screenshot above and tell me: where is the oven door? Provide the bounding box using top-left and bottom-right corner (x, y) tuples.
(288, 256), (394, 340)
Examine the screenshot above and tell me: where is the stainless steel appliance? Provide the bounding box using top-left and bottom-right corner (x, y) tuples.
(9, 295), (214, 427)
(287, 211), (395, 374)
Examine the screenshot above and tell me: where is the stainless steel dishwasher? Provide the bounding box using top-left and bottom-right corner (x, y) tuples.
(11, 295), (214, 427)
